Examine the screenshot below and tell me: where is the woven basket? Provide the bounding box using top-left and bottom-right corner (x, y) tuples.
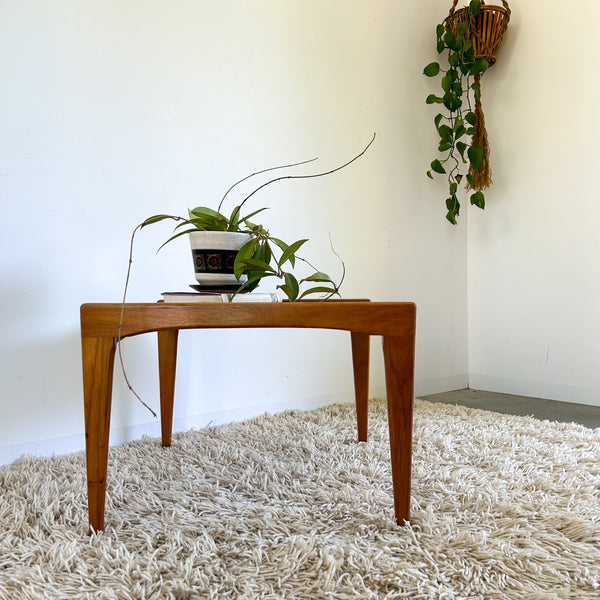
(444, 0), (510, 66)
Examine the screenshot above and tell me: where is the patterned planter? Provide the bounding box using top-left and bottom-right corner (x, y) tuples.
(188, 231), (251, 289)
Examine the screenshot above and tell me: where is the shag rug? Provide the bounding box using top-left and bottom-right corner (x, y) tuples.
(1, 399), (599, 599)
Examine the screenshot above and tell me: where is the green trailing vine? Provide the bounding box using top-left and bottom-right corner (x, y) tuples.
(424, 0), (490, 224)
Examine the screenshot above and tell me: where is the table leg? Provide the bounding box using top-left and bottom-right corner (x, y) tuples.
(382, 334), (415, 526)
(351, 332), (370, 442)
(158, 329), (179, 447)
(82, 335), (116, 533)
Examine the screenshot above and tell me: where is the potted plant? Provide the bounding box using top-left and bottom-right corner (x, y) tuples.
(423, 0), (510, 224)
(117, 135), (376, 415)
(135, 133), (376, 301)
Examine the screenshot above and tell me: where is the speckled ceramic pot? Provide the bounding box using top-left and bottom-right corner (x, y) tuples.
(188, 231), (252, 288)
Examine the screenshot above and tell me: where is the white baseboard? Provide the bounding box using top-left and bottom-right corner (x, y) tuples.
(1, 376), (474, 467)
(469, 374), (600, 407)
(2, 433), (87, 467)
(110, 392), (354, 447)
(414, 374), (469, 397)
(0, 392), (355, 466)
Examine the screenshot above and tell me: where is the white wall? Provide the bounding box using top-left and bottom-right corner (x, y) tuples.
(0, 1), (468, 464)
(468, 1), (600, 406)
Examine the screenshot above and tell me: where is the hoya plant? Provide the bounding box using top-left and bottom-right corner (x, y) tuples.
(142, 204), (342, 301)
(423, 0), (490, 224)
(135, 133), (375, 301)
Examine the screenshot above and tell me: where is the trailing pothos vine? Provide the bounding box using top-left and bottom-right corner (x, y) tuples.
(424, 0), (491, 225)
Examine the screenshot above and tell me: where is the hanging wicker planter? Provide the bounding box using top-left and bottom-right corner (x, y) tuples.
(423, 0), (511, 224)
(448, 0), (510, 192)
(444, 0), (511, 66)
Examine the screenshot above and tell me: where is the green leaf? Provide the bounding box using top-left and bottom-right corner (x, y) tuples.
(278, 238), (308, 267)
(178, 217), (217, 231)
(278, 272), (300, 301)
(270, 237), (288, 252)
(450, 182), (458, 194)
(431, 159), (446, 174)
(454, 124), (466, 139)
(441, 73), (452, 92)
(156, 228), (199, 252)
(173, 218), (200, 230)
(187, 206), (228, 231)
(434, 113), (444, 129)
(470, 58), (489, 76)
(436, 24), (445, 39)
(141, 214), (180, 228)
(445, 195), (460, 225)
(448, 53), (460, 69)
(270, 237), (296, 268)
(470, 191), (485, 209)
(446, 195), (459, 212)
(189, 206), (226, 220)
(456, 141), (468, 161)
(465, 111), (477, 126)
(466, 173), (477, 188)
(426, 170), (434, 179)
(277, 285), (293, 300)
(298, 286), (339, 300)
(437, 40), (445, 53)
(443, 30), (456, 49)
(423, 62), (440, 77)
(302, 272), (334, 283)
(456, 22), (468, 37)
(228, 205), (241, 230)
(467, 145), (485, 172)
(438, 124), (453, 143)
(252, 240), (272, 265)
(233, 238), (260, 278)
(229, 206), (269, 232)
(469, 0), (481, 17)
(244, 220), (264, 234)
(438, 141), (451, 152)
(426, 94), (444, 104)
(244, 245), (272, 284)
(239, 207), (268, 223)
(443, 93), (462, 112)
(238, 237), (260, 258)
(235, 272), (276, 294)
(236, 258), (276, 273)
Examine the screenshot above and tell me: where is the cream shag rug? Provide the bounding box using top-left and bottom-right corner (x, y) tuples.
(1, 399), (599, 599)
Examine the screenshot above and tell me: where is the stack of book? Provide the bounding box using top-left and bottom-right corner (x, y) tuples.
(161, 291), (283, 303)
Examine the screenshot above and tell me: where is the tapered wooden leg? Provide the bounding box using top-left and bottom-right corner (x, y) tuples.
(351, 332), (370, 442)
(158, 329), (179, 447)
(382, 334), (415, 525)
(82, 335), (116, 533)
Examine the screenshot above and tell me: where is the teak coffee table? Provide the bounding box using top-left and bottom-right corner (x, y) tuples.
(80, 300), (416, 532)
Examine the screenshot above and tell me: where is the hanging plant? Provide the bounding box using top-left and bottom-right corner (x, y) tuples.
(423, 0), (510, 224)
